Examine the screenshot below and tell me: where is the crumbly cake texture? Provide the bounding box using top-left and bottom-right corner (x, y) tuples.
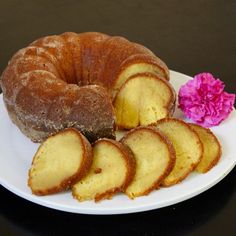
(190, 124), (222, 173)
(28, 128), (93, 195)
(0, 32), (173, 143)
(156, 118), (203, 186)
(72, 138), (136, 202)
(121, 126), (176, 198)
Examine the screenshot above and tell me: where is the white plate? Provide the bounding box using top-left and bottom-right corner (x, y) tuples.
(0, 70), (235, 215)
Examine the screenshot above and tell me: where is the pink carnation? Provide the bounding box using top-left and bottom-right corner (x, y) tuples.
(178, 73), (235, 127)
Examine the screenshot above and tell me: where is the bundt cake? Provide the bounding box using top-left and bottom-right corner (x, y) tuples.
(0, 32), (173, 142)
(121, 126), (175, 198)
(28, 128), (93, 195)
(72, 138), (136, 202)
(156, 118), (203, 186)
(190, 124), (222, 173)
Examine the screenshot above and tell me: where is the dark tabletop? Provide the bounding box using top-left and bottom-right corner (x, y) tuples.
(0, 1), (235, 235)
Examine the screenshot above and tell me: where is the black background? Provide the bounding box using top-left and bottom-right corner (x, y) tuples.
(0, 1), (235, 235)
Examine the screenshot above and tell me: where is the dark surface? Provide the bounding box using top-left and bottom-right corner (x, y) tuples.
(0, 0), (235, 235)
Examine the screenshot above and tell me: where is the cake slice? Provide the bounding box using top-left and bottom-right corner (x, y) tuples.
(121, 126), (175, 198)
(28, 128), (93, 195)
(114, 73), (176, 129)
(190, 124), (222, 173)
(72, 139), (135, 202)
(156, 118), (203, 186)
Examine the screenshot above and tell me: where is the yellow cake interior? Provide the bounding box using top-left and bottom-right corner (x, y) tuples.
(73, 140), (127, 201)
(122, 128), (173, 198)
(114, 75), (174, 129)
(156, 119), (202, 186)
(113, 63), (166, 97)
(29, 131), (84, 192)
(191, 124), (221, 173)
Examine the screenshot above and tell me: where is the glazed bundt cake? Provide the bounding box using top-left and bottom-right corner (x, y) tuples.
(0, 32), (174, 142)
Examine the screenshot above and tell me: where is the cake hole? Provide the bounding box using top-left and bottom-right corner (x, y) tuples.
(94, 168), (102, 174)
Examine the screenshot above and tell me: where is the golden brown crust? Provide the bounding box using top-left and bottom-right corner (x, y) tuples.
(61, 32), (83, 85)
(121, 126), (176, 197)
(28, 128), (93, 195)
(155, 118), (204, 186)
(76, 32), (110, 85)
(190, 123), (222, 173)
(30, 35), (76, 84)
(94, 187), (123, 202)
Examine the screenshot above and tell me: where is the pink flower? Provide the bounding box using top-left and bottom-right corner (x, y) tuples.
(178, 73), (235, 127)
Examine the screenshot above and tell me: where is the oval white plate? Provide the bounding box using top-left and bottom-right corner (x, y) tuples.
(0, 70), (235, 215)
